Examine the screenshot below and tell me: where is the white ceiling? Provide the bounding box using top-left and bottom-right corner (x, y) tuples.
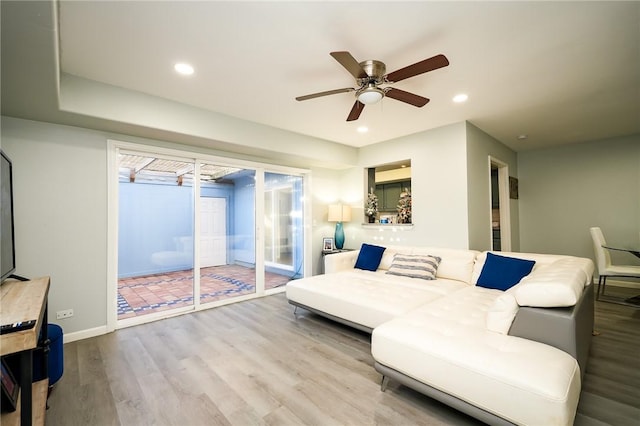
(2, 1), (640, 153)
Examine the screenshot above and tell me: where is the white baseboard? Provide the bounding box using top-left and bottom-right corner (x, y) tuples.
(62, 325), (109, 344)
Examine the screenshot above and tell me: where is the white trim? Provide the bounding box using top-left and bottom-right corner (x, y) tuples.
(255, 167), (265, 295)
(117, 305), (195, 330)
(265, 286), (287, 296)
(304, 173), (312, 277)
(63, 325), (109, 344)
(194, 291), (271, 312)
(360, 224), (414, 228)
(265, 261), (294, 271)
(106, 141), (119, 333)
(193, 160), (202, 310)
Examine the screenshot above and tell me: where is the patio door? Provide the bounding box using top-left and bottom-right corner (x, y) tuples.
(198, 163), (257, 305)
(116, 152), (195, 321)
(264, 172), (304, 284)
(109, 140), (310, 330)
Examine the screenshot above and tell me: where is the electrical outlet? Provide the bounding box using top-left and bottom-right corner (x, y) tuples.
(56, 309), (73, 319)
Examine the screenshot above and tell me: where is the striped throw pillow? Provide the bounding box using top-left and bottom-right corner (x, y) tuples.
(385, 253), (442, 280)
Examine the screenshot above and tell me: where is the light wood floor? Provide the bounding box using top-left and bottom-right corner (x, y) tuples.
(46, 290), (640, 425)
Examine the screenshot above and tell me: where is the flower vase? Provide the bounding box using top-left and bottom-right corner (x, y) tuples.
(334, 222), (345, 249)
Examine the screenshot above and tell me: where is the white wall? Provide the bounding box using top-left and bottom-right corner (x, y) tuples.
(60, 74), (359, 169)
(518, 134), (640, 267)
(308, 167), (346, 275)
(2, 118), (109, 335)
(465, 122), (519, 251)
(332, 122), (471, 249)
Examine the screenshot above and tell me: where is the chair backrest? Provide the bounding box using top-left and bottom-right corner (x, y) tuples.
(590, 227), (611, 273)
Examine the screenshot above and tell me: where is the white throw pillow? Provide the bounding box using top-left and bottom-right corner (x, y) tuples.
(486, 293), (519, 334)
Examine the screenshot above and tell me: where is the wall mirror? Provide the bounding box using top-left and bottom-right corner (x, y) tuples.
(365, 160), (412, 224)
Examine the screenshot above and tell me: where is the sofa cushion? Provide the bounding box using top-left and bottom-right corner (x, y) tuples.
(286, 270), (468, 330)
(386, 254), (441, 280)
(354, 243), (386, 271)
(486, 293), (519, 334)
(372, 311), (581, 426)
(477, 252), (535, 291)
(472, 251), (563, 284)
(409, 247), (477, 284)
(378, 247), (399, 271)
(513, 257), (593, 307)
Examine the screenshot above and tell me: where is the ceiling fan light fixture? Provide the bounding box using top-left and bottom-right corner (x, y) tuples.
(357, 86), (384, 105)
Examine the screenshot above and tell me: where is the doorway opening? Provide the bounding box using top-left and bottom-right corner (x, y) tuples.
(489, 157), (511, 252)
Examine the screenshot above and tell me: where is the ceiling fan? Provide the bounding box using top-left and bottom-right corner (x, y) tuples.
(295, 51), (450, 121)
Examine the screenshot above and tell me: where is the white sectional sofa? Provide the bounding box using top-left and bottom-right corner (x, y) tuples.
(286, 245), (595, 426)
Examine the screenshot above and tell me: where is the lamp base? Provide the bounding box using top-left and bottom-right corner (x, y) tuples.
(334, 222), (345, 249)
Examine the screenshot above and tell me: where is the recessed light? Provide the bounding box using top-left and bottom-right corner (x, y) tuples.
(517, 134), (528, 140)
(174, 63), (194, 75)
(453, 93), (468, 103)
(357, 126), (369, 133)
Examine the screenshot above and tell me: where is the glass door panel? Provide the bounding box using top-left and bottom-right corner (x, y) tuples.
(264, 172), (304, 289)
(199, 163), (256, 304)
(117, 153), (195, 320)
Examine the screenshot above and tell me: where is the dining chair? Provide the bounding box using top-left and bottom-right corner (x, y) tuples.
(589, 227), (640, 301)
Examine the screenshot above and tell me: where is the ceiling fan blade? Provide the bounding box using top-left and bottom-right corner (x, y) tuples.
(384, 54), (449, 83)
(330, 51), (368, 79)
(385, 88), (430, 107)
(296, 87), (355, 101)
(346, 100), (365, 121)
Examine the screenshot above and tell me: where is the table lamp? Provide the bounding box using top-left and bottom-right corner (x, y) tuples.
(328, 204), (352, 249)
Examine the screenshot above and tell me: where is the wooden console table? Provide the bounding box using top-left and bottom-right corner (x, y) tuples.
(1, 276), (50, 426)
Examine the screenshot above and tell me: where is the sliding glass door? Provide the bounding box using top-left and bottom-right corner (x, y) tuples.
(264, 172), (304, 286)
(199, 163), (257, 304)
(117, 153), (195, 320)
(111, 142), (309, 328)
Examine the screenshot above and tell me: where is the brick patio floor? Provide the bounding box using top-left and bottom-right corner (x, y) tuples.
(118, 264), (292, 319)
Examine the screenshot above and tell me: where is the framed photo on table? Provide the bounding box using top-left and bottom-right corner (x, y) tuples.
(322, 237), (335, 252)
(1, 358), (19, 412)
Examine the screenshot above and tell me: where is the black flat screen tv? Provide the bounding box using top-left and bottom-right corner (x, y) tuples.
(1, 150), (16, 282)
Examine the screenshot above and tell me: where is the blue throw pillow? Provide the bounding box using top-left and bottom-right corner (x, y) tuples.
(477, 252), (535, 291)
(354, 244), (386, 271)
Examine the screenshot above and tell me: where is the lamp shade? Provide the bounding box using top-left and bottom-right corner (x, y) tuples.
(357, 87), (384, 105)
(328, 204), (352, 222)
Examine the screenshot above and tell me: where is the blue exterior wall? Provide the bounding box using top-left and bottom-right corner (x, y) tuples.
(118, 181), (234, 278)
(232, 174), (256, 265)
(118, 182), (194, 277)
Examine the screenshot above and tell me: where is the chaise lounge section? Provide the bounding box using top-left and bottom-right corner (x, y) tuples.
(286, 245), (594, 425)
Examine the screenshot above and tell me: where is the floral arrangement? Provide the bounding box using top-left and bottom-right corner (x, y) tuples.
(365, 188), (378, 219)
(396, 188), (412, 224)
